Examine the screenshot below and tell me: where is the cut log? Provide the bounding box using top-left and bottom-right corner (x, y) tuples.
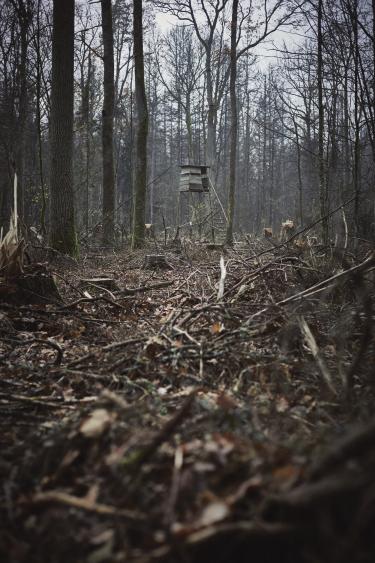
(143, 254), (173, 270)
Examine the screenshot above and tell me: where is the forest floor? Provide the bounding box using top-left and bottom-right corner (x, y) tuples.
(1, 235), (375, 563)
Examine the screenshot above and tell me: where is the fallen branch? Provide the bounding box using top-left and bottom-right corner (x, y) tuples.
(217, 255), (227, 301)
(122, 280), (174, 295)
(298, 316), (337, 396)
(310, 418), (375, 481)
(129, 390), (197, 468)
(28, 491), (144, 520)
(66, 336), (146, 368)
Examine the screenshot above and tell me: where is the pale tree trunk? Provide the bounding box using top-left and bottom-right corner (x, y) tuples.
(132, 0), (149, 249)
(36, 0), (46, 234)
(185, 97), (193, 163)
(101, 0), (115, 245)
(226, 0), (238, 245)
(206, 53), (216, 172)
(293, 117), (304, 226)
(49, 0), (77, 256)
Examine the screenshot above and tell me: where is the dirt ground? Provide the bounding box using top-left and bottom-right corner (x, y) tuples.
(1, 237), (375, 562)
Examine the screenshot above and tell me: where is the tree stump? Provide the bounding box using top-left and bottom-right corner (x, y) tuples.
(0, 264), (62, 304)
(143, 254), (172, 270)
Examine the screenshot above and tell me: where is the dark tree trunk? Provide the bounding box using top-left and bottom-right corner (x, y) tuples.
(226, 0), (238, 245)
(132, 0), (149, 249)
(317, 0), (328, 243)
(49, 0), (77, 256)
(101, 0), (115, 246)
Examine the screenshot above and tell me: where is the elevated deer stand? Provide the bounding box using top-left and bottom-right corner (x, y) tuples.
(178, 165), (211, 240)
(178, 165), (227, 243)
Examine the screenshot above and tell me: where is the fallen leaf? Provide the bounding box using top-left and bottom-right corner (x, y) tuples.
(80, 409), (112, 438)
(216, 392), (238, 411)
(197, 501), (230, 527)
(276, 396), (289, 413)
(210, 322), (223, 334)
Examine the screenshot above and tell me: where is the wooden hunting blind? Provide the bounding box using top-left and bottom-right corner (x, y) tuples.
(179, 165), (210, 193)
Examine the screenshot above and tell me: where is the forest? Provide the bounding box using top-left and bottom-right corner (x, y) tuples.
(1, 0), (375, 561)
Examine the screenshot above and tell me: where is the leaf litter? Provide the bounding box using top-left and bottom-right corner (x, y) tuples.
(1, 238), (375, 562)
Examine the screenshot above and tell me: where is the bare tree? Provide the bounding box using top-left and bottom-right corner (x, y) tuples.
(49, 0), (77, 255)
(132, 0), (148, 248)
(101, 0), (115, 245)
(226, 0), (238, 245)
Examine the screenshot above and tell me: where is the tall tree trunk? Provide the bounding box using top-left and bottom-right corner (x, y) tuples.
(101, 0), (115, 245)
(293, 117), (304, 226)
(132, 0), (148, 249)
(352, 0), (360, 237)
(226, 0), (238, 245)
(13, 0), (31, 223)
(36, 0), (46, 234)
(317, 0), (328, 243)
(49, 0), (77, 256)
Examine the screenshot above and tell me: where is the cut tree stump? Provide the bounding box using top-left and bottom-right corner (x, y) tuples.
(143, 254), (173, 270)
(0, 264), (62, 304)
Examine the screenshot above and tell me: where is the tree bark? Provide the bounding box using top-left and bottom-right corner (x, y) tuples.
(226, 0), (238, 245)
(101, 0), (115, 245)
(317, 0), (328, 244)
(132, 0), (149, 249)
(49, 0), (77, 256)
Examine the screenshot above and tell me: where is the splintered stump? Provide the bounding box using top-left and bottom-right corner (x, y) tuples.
(0, 264), (62, 304)
(143, 254), (172, 270)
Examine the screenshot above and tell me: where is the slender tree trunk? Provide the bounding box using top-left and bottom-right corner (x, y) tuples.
(36, 0), (46, 234)
(261, 77), (267, 228)
(14, 0), (31, 223)
(226, 0), (238, 245)
(352, 0), (360, 237)
(317, 0), (328, 243)
(206, 52), (217, 177)
(185, 97), (193, 163)
(101, 0), (115, 245)
(132, 0), (149, 248)
(49, 0), (77, 256)
(293, 117), (303, 226)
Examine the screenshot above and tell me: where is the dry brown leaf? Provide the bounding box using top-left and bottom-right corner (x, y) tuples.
(210, 322), (223, 334)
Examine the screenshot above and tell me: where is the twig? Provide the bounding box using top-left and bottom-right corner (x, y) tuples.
(130, 390), (197, 468)
(58, 295), (129, 311)
(66, 337), (146, 368)
(0, 391), (73, 409)
(298, 316), (337, 396)
(29, 491), (144, 520)
(121, 280), (174, 295)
